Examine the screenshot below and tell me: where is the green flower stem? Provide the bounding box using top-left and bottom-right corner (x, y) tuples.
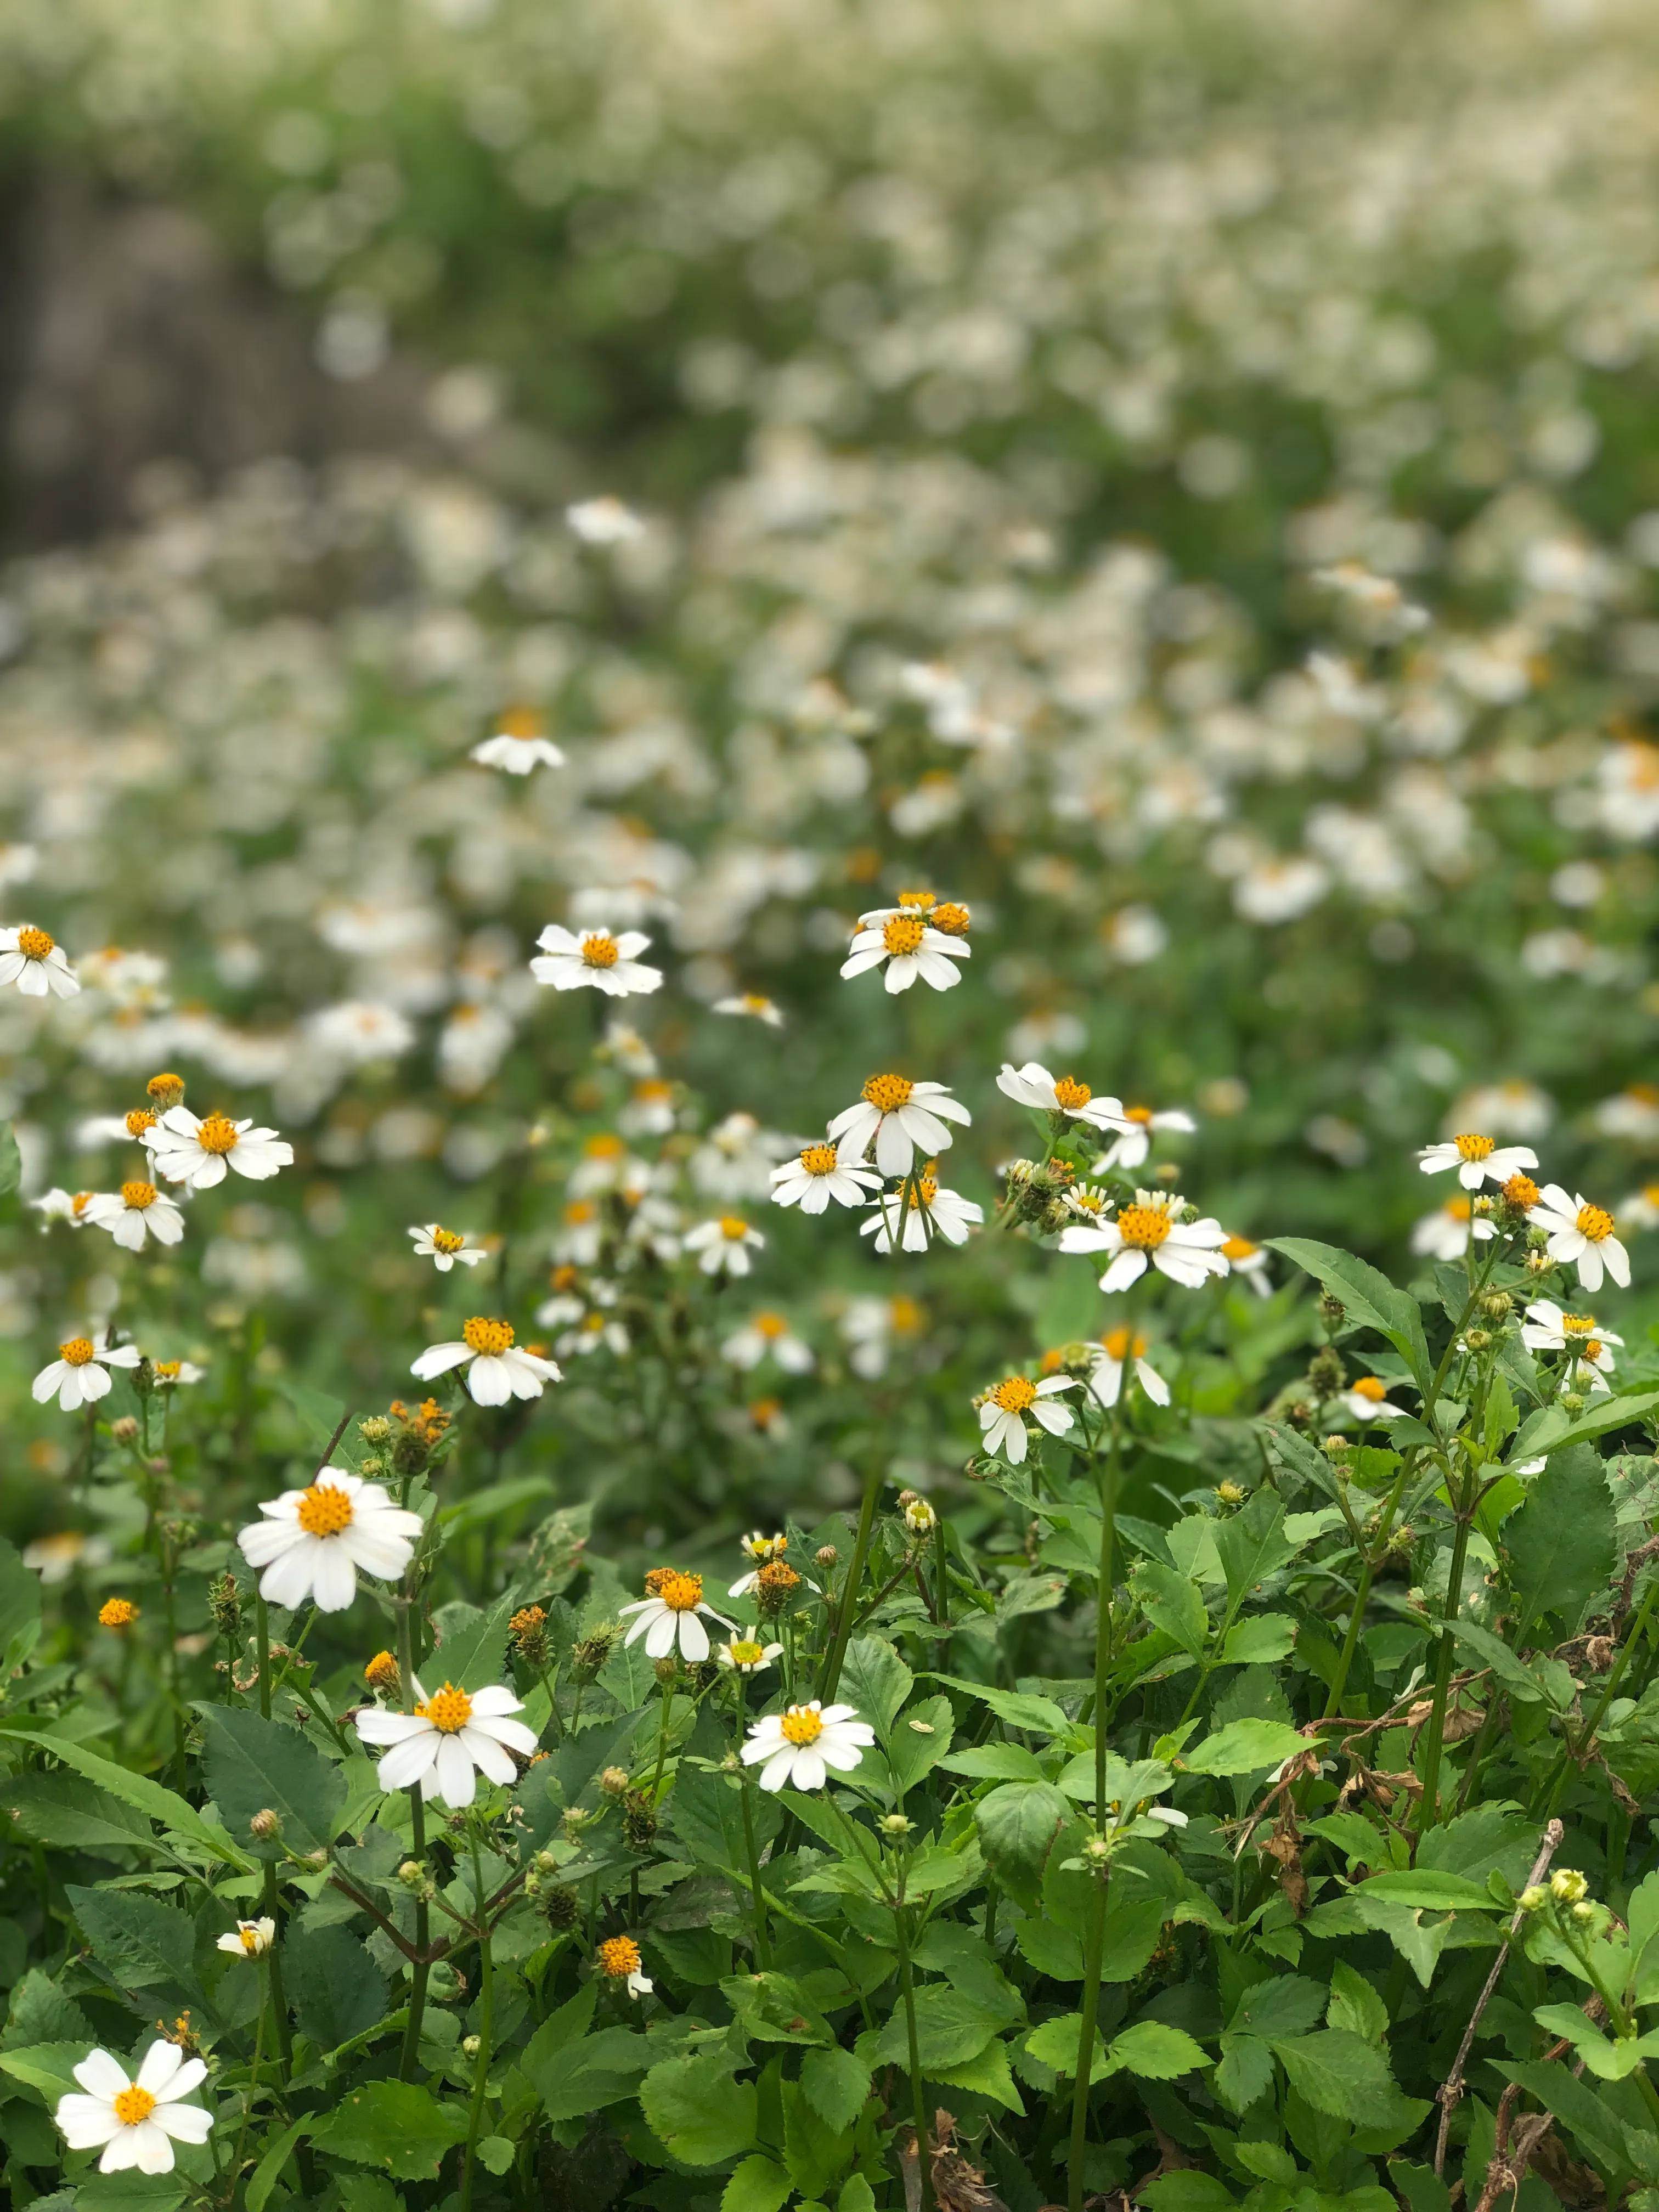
(159, 1532), (187, 1791)
(459, 1831), (496, 2212)
(820, 1459), (881, 1702)
(1092, 1396), (1126, 1820)
(230, 1959), (270, 2181)
(1068, 1865), (1109, 2212)
(648, 1673), (676, 1804)
(1323, 1450), (1415, 1721)
(732, 1676), (772, 1967)
(1414, 1477), (1476, 1836)
(894, 1906), (936, 2212)
(1536, 1561), (1659, 1822)
(396, 1588), (432, 2081)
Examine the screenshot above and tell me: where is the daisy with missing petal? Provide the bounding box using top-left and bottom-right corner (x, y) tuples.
(84, 1181), (185, 1252)
(143, 1107), (292, 1190)
(596, 1934), (653, 1998)
(840, 911), (969, 993)
(1062, 1182), (1115, 1224)
(470, 707), (566, 776)
(1341, 1376), (1408, 1424)
(356, 1678), (537, 1808)
(978, 1373), (1077, 1464)
(411, 1317), (561, 1405)
(1090, 1101), (1196, 1172)
(55, 2040), (213, 2175)
(718, 1635), (782, 1674)
(0, 924), (80, 998)
(32, 1331), (142, 1412)
(1087, 1326), (1170, 1408)
(1522, 1301), (1621, 1391)
(742, 1700), (875, 1792)
(1530, 1185), (1631, 1292)
(620, 1569), (735, 1661)
(729, 1531), (791, 1595)
(1410, 1195), (1496, 1262)
(860, 1167), (983, 1255)
(530, 924), (662, 997)
(830, 1074), (972, 1178)
(1221, 1235), (1271, 1296)
(713, 991), (785, 1027)
(996, 1063), (1123, 1130)
(1058, 1189), (1229, 1293)
(216, 1918), (275, 1959)
(31, 1188), (98, 1229)
(409, 1223), (488, 1273)
(723, 1312), (812, 1372)
(684, 1216), (765, 1277)
(237, 1468), (423, 1612)
(770, 1141), (879, 1214)
(1418, 1133), (1540, 1190)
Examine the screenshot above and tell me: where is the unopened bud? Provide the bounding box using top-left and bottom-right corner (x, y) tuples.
(1550, 1867), (1588, 1904)
(397, 1859), (427, 1890)
(1518, 1884), (1548, 1914)
(878, 1813), (912, 1838)
(250, 1809), (280, 1841)
(1465, 1328), (1492, 1351)
(815, 1544), (838, 1570)
(462, 2034), (481, 2059)
(599, 1766), (630, 1798)
(111, 1415), (140, 1443)
(1318, 1292), (1346, 1330)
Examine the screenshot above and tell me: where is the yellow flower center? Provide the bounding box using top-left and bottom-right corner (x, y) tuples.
(584, 1134), (625, 1161)
(196, 1113), (240, 1155)
(146, 1073), (186, 1107)
(59, 1338), (96, 1367)
(1583, 1339), (1604, 1362)
(1576, 1204), (1614, 1243)
(498, 704), (542, 740)
(882, 915), (927, 956)
(1052, 1077), (1092, 1110)
(154, 1360), (181, 1379)
(16, 927), (53, 961)
(1630, 1081), (1659, 1105)
(799, 1143), (839, 1176)
(112, 2087), (156, 2128)
(896, 889), (936, 910)
(1101, 1327), (1147, 1361)
(1221, 1234), (1257, 1261)
(1116, 1202), (1172, 1250)
(296, 1482), (355, 1538)
(1453, 1133), (1496, 1161)
(1502, 1173), (1540, 1210)
(1561, 1312), (1598, 1335)
(729, 1639), (766, 1667)
(238, 1925), (263, 1952)
(890, 1295), (923, 1333)
(1352, 1376), (1388, 1403)
(1446, 1196), (1472, 1222)
(580, 934), (620, 968)
(417, 1683), (473, 1734)
(931, 901), (970, 936)
(992, 1376), (1038, 1413)
(780, 1706), (825, 1745)
(1125, 1105), (1154, 1125)
(598, 1935), (641, 1977)
(431, 1227), (465, 1255)
(862, 1073), (914, 1113)
(70, 1192), (93, 1216)
(656, 1570), (703, 1613)
(125, 1107), (157, 1137)
(365, 1650), (400, 1690)
(462, 1317), (516, 1356)
(99, 1598), (139, 1628)
(754, 1312), (788, 1339)
(906, 1170), (939, 1209)
(121, 1180), (157, 1210)
(1070, 1187), (1108, 1215)
(719, 1216), (750, 1240)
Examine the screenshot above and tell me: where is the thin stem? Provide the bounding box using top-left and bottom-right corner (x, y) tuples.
(820, 1461), (881, 1702)
(459, 1830), (495, 2212)
(1415, 1481), (1475, 1837)
(1068, 1869), (1109, 2212)
(1092, 1400), (1125, 1818)
(230, 1961), (270, 2181)
(895, 1908), (936, 2212)
(733, 1675), (771, 1968)
(1323, 1452), (1414, 1720)
(396, 1590), (432, 2080)
(648, 1674), (676, 1804)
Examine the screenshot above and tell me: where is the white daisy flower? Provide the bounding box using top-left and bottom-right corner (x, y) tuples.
(1061, 1183), (1115, 1225)
(1521, 1300), (1621, 1391)
(1410, 1196), (1496, 1262)
(1418, 1133), (1540, 1190)
(770, 1141), (880, 1214)
(84, 1180), (185, 1252)
(1530, 1185), (1631, 1293)
(727, 1531), (820, 1598)
(741, 1700), (875, 1792)
(0, 924), (80, 999)
(1341, 1377), (1408, 1424)
(153, 1358), (205, 1387)
(470, 709), (565, 775)
(619, 1570), (735, 1662)
(684, 1216), (765, 1276)
(829, 1074), (972, 1178)
(713, 992), (785, 1027)
(31, 1188), (98, 1228)
(142, 1107), (292, 1190)
(596, 1933), (653, 1998)
(860, 1169), (983, 1255)
(996, 1062), (1124, 1130)
(531, 924), (662, 998)
(1089, 1102), (1196, 1171)
(355, 1677), (537, 1809)
(840, 911), (969, 994)
(723, 1312), (812, 1372)
(32, 1331), (143, 1412)
(1220, 1235), (1271, 1296)
(237, 1468), (422, 1612)
(1058, 1189), (1230, 1293)
(216, 1918), (275, 1959)
(979, 1373), (1077, 1464)
(567, 496), (646, 544)
(411, 1318), (561, 1406)
(1617, 1182), (1659, 1232)
(55, 2040), (213, 2174)
(718, 1635), (783, 1674)
(408, 1223), (488, 1272)
(1087, 1327), (1170, 1409)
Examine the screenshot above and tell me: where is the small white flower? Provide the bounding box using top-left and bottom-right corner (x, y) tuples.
(770, 1141), (880, 1214)
(567, 496), (646, 544)
(1522, 1300), (1621, 1391)
(238, 1468), (423, 1613)
(356, 1678), (538, 1808)
(470, 710), (565, 775)
(619, 1570), (735, 1662)
(409, 1223), (488, 1272)
(1058, 1189), (1229, 1294)
(216, 1918), (275, 1959)
(717, 1635), (783, 1674)
(996, 1062), (1124, 1130)
(1087, 1328), (1170, 1409)
(978, 1373), (1077, 1464)
(1341, 1377), (1408, 1424)
(840, 912), (969, 994)
(860, 1171), (983, 1255)
(741, 1700), (875, 1792)
(713, 992), (785, 1026)
(411, 1317), (561, 1406)
(1410, 1197), (1496, 1262)
(55, 2039), (213, 2175)
(31, 1188), (99, 1228)
(684, 1215), (765, 1277)
(597, 1934), (654, 1998)
(829, 1074), (972, 1178)
(84, 1180), (185, 1252)
(32, 1331), (143, 1412)
(727, 1531), (820, 1598)
(723, 1312), (812, 1372)
(1089, 1102), (1196, 1172)
(531, 924), (662, 997)
(1220, 1235), (1271, 1297)
(0, 923), (79, 999)
(1418, 1134), (1540, 1190)
(1531, 1185), (1631, 1294)
(143, 1107), (292, 1190)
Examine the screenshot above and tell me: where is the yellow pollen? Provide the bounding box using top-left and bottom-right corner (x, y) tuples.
(907, 1171), (939, 1209)
(121, 1180), (157, 1210)
(754, 1312), (788, 1338)
(462, 1317), (516, 1355)
(1446, 1196), (1473, 1221)
(881, 915), (927, 956)
(196, 1113), (240, 1155)
(780, 1706), (825, 1745)
(896, 890), (936, 910)
(1352, 1376), (1388, 1403)
(992, 1376), (1039, 1413)
(1116, 1202), (1172, 1250)
(718, 1216), (750, 1240)
(1101, 1327), (1147, 1361)
(112, 2087), (156, 2128)
(125, 1108), (157, 1137)
(1502, 1174), (1540, 1210)
(238, 1925), (263, 1951)
(1221, 1234), (1258, 1261)
(749, 1396), (782, 1427)
(59, 1338), (96, 1367)
(16, 927), (53, 961)
(656, 1570), (703, 1612)
(1583, 1339), (1604, 1362)
(296, 1483), (355, 1538)
(564, 1201), (596, 1227)
(862, 1073), (913, 1113)
(598, 1935), (641, 1978)
(431, 1227), (465, 1255)
(1453, 1133), (1496, 1161)
(1561, 1313), (1598, 1335)
(99, 1598), (139, 1628)
(1125, 1105), (1154, 1125)
(800, 1143), (839, 1175)
(1629, 1081), (1659, 1105)
(634, 1079), (672, 1102)
(741, 994), (771, 1014)
(154, 1360), (181, 1379)
(580, 934), (620, 968)
(729, 1639), (766, 1666)
(1052, 1077), (1092, 1110)
(1070, 1189), (1106, 1214)
(1576, 1204), (1614, 1243)
(70, 1192), (93, 1216)
(931, 901), (970, 936)
(417, 1683), (473, 1734)
(146, 1073), (186, 1107)
(365, 1650), (400, 1690)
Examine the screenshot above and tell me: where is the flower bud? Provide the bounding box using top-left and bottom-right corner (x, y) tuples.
(462, 2035), (481, 2059)
(1550, 1867), (1588, 1904)
(397, 1859), (427, 1889)
(878, 1813), (912, 1838)
(815, 1545), (838, 1570)
(110, 1415), (140, 1444)
(1518, 1884), (1548, 1913)
(1465, 1329), (1491, 1351)
(599, 1766), (630, 1798)
(250, 1809), (280, 1841)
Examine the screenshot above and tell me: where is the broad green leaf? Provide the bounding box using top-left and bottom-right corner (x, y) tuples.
(1212, 1491), (1296, 1610)
(722, 2155), (794, 2212)
(927, 1676), (1072, 1737)
(799, 2044), (872, 2133)
(1222, 1615), (1297, 1666)
(0, 1535), (42, 1669)
(669, 1763), (781, 1875)
(640, 2049), (758, 2167)
(66, 1886), (200, 1996)
(838, 1637), (913, 1734)
(1228, 1976), (1327, 2038)
(0, 2042), (92, 2103)
(1274, 2029), (1395, 2117)
(523, 2024), (649, 2122)
(310, 2081), (471, 2181)
(199, 1705), (347, 1859)
(1136, 1561), (1209, 1658)
(1328, 1960), (1389, 2043)
(246, 2119), (313, 2212)
(938, 1743), (1047, 1782)
(426, 1591), (519, 1691)
(973, 1782), (1071, 1908)
(1437, 1617), (1547, 1700)
(1504, 1446), (1616, 1640)
(1213, 2034), (1276, 2113)
(1105, 2020), (1209, 2080)
(286, 1922), (390, 2052)
(870, 1983), (1012, 2070)
(1184, 1719), (1307, 1777)
(1266, 1239), (1431, 1390)
(1023, 2012), (1103, 2083)
(1510, 1387), (1659, 1466)
(883, 1692), (953, 1797)
(1355, 1870), (1504, 1912)
(0, 1769), (151, 1851)
(931, 2036), (1024, 2112)
(0, 1733), (252, 1870)
(1498, 2058), (1657, 2181)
